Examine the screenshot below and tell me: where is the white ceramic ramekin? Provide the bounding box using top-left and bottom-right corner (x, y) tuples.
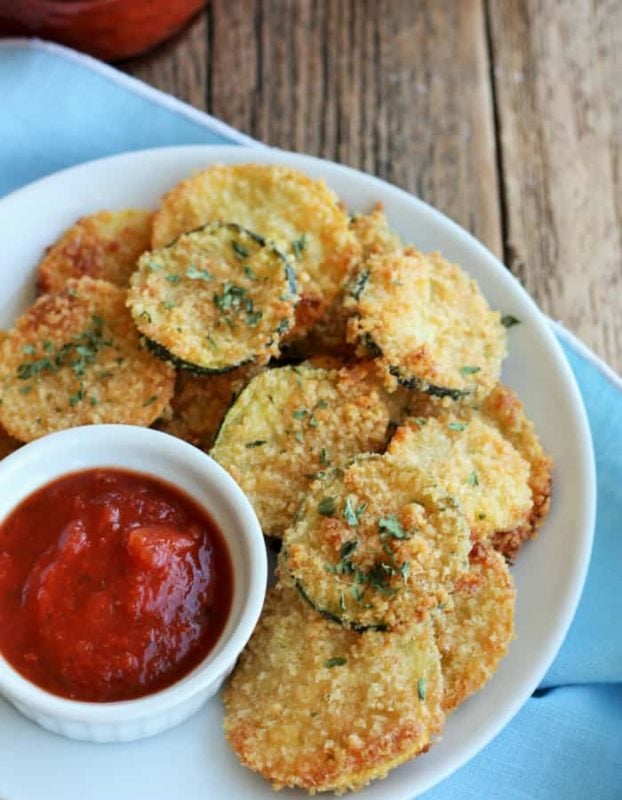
(0, 424), (267, 743)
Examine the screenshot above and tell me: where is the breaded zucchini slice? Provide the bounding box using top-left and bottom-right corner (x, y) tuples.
(281, 454), (471, 631)
(128, 222), (297, 374)
(407, 383), (553, 561)
(37, 209), (153, 294)
(0, 278), (174, 442)
(482, 384), (553, 559)
(154, 363), (262, 450)
(435, 542), (515, 713)
(224, 584), (444, 794)
(291, 205), (405, 360)
(387, 415), (532, 541)
(210, 363), (394, 537)
(346, 249), (507, 398)
(151, 164), (360, 336)
(350, 203), (402, 258)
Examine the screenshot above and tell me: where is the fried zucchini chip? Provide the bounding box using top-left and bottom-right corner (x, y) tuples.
(482, 384), (553, 561)
(210, 363), (395, 537)
(0, 278), (174, 441)
(350, 203), (402, 258)
(387, 415), (532, 541)
(224, 584), (444, 794)
(37, 209), (153, 294)
(128, 222), (297, 374)
(346, 249), (507, 398)
(154, 363), (262, 450)
(281, 454), (471, 631)
(435, 542), (515, 713)
(152, 164), (360, 336)
(407, 383), (553, 561)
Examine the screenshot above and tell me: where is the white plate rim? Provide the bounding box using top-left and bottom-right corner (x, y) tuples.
(0, 144), (596, 800)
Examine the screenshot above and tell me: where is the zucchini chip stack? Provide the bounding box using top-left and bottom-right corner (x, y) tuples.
(280, 454), (471, 631)
(128, 222), (297, 373)
(210, 363), (396, 537)
(151, 163), (361, 336)
(0, 277), (175, 441)
(346, 248), (507, 398)
(224, 585), (444, 794)
(37, 209), (153, 294)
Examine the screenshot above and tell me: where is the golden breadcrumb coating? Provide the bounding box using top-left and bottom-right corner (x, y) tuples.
(37, 209), (153, 294)
(435, 542), (515, 712)
(350, 204), (402, 258)
(408, 383), (553, 561)
(387, 415), (532, 540)
(346, 248), (507, 397)
(155, 363), (263, 450)
(0, 278), (174, 441)
(281, 454), (471, 631)
(152, 164), (360, 337)
(224, 584), (444, 794)
(482, 384), (553, 561)
(211, 363), (395, 537)
(128, 222), (296, 373)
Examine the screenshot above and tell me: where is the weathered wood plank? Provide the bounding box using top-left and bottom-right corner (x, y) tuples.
(487, 0), (622, 370)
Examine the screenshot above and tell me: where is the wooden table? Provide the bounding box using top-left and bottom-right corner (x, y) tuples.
(122, 0), (622, 372)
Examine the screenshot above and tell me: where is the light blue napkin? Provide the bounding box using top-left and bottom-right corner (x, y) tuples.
(1, 39), (620, 800)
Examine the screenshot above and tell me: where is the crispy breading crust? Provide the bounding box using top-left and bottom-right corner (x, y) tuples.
(128, 222), (297, 373)
(281, 454), (471, 631)
(346, 248), (507, 397)
(407, 384), (553, 561)
(292, 205), (404, 360)
(387, 415), (532, 540)
(0, 278), (174, 441)
(37, 209), (153, 294)
(154, 363), (262, 450)
(434, 542), (515, 712)
(210, 364), (395, 537)
(224, 584), (445, 794)
(482, 384), (553, 561)
(151, 164), (360, 337)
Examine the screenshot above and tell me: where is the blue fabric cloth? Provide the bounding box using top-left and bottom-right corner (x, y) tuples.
(1, 40), (620, 800)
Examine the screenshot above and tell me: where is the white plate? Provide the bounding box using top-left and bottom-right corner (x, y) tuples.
(0, 146), (595, 800)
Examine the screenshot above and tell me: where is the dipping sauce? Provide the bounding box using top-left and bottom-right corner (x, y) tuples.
(0, 469), (233, 702)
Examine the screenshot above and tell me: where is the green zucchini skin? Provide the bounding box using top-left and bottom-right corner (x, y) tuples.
(294, 580), (389, 633)
(143, 336), (254, 376)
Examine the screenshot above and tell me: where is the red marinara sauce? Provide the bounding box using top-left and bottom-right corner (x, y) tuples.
(0, 468), (233, 702)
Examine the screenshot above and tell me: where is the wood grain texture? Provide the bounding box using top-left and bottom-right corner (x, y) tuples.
(486, 0), (622, 370)
(119, 0), (622, 370)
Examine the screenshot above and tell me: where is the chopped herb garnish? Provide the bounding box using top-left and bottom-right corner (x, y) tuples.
(245, 439), (267, 448)
(417, 678), (427, 700)
(232, 241), (250, 260)
(162, 300), (176, 310)
(316, 399), (329, 410)
(448, 422), (468, 432)
(139, 310), (152, 323)
(459, 365), (481, 376)
(413, 416), (428, 426)
(339, 592), (346, 611)
(69, 388), (84, 407)
(467, 470), (479, 486)
(165, 274), (181, 284)
(291, 234), (307, 261)
(245, 310), (263, 327)
(18, 385), (32, 395)
(146, 261), (162, 272)
(276, 319), (290, 335)
(308, 414), (319, 428)
(319, 448), (330, 466)
(206, 334), (219, 350)
(324, 657), (346, 668)
(295, 430), (304, 443)
(378, 514), (410, 540)
(400, 561), (411, 580)
(143, 395), (158, 407)
(344, 495), (367, 527)
(243, 265), (257, 280)
(340, 539), (359, 559)
(318, 496), (337, 517)
(213, 282), (248, 313)
(501, 314), (521, 328)
(351, 270), (369, 300)
(22, 344), (36, 355)
(186, 265), (213, 280)
(293, 408), (308, 420)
